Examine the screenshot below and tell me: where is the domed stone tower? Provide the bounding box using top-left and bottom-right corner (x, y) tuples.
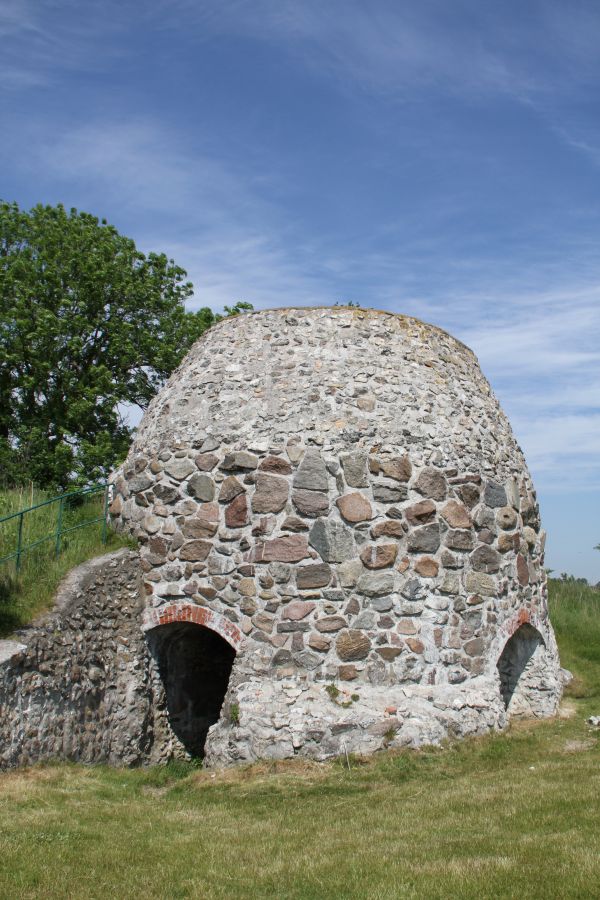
(110, 307), (562, 763)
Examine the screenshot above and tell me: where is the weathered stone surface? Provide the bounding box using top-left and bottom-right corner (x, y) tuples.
(309, 519), (355, 562)
(445, 529), (474, 552)
(370, 596), (394, 612)
(439, 573), (460, 594)
(188, 473), (215, 502)
(195, 453), (218, 472)
(407, 524), (441, 554)
(281, 515), (309, 532)
(484, 480), (507, 508)
(221, 451), (258, 471)
(179, 539), (212, 561)
(404, 500), (436, 526)
(336, 492), (373, 523)
(464, 638), (484, 657)
(401, 578), (426, 600)
(465, 571), (496, 596)
(249, 535), (308, 564)
(516, 553), (530, 586)
(252, 611), (275, 633)
(129, 472), (153, 492)
(225, 493), (249, 528)
(377, 646), (402, 661)
(336, 630), (371, 661)
(218, 476), (245, 503)
(340, 451), (369, 487)
(496, 506), (518, 530)
(143, 514), (161, 534)
(182, 516), (218, 539)
(371, 455), (412, 482)
(315, 616), (347, 633)
(370, 520), (404, 539)
(360, 544), (398, 569)
(441, 500), (472, 529)
(164, 458), (195, 481)
(357, 571), (395, 597)
(414, 557), (439, 578)
(308, 633), (330, 652)
(292, 489), (329, 518)
(456, 483), (480, 509)
(295, 650), (321, 670)
(293, 449), (329, 491)
(372, 484), (407, 503)
(338, 664), (358, 680)
(296, 563), (332, 589)
(284, 601), (316, 621)
(497, 531), (519, 553)
(237, 577), (256, 597)
(414, 468), (447, 501)
(252, 473), (289, 514)
(259, 456), (293, 475)
(338, 558), (363, 588)
(153, 483), (179, 504)
(470, 545), (501, 574)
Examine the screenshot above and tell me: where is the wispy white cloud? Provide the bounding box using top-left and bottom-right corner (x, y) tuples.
(6, 0), (600, 105)
(7, 110), (600, 499)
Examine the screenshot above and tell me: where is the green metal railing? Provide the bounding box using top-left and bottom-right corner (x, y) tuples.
(0, 484), (110, 574)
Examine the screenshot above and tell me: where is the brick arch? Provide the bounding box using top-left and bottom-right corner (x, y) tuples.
(141, 604), (243, 652)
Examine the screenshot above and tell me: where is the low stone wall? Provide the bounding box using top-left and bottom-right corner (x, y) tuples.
(0, 550), (161, 768)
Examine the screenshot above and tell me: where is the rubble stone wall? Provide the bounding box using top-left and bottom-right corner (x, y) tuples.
(108, 307), (562, 764)
(0, 550), (172, 768)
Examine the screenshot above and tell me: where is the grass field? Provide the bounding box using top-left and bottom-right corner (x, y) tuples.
(0, 579), (598, 898)
(0, 485), (133, 635)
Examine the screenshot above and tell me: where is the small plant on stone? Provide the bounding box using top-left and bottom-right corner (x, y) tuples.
(383, 726), (398, 747)
(325, 684), (359, 708)
(325, 684), (341, 703)
(229, 703), (240, 726)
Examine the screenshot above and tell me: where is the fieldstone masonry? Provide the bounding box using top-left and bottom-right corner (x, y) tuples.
(0, 308), (563, 767)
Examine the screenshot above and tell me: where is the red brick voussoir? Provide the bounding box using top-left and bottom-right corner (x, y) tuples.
(141, 603), (243, 652)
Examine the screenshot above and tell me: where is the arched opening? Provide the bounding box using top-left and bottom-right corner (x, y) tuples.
(497, 623), (547, 717)
(148, 622), (236, 758)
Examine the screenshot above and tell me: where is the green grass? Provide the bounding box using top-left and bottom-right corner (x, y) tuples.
(0, 579), (598, 897)
(548, 577), (600, 700)
(0, 485), (133, 635)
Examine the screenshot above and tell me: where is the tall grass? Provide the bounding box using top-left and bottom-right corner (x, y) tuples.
(548, 577), (600, 700)
(0, 485), (133, 636)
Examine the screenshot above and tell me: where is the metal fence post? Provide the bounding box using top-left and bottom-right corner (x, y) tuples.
(101, 484), (109, 545)
(55, 497), (63, 558)
(16, 512), (24, 574)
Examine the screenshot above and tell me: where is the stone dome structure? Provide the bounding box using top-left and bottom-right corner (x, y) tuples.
(107, 306), (562, 764)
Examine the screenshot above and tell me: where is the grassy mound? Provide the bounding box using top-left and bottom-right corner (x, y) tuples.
(0, 486), (133, 635)
(0, 579), (598, 897)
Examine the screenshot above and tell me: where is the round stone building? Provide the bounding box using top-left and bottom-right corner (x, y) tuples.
(107, 306), (561, 763)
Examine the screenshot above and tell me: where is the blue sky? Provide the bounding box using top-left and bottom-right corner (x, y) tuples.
(2, 0), (599, 580)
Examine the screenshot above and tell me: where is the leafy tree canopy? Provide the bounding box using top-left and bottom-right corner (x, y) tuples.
(0, 201), (251, 489)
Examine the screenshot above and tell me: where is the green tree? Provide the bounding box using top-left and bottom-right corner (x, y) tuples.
(0, 201), (249, 488)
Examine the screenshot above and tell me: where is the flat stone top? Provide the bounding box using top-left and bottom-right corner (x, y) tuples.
(131, 307), (526, 479)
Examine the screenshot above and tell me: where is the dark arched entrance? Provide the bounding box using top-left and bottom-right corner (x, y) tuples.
(148, 622), (236, 758)
(497, 623), (545, 715)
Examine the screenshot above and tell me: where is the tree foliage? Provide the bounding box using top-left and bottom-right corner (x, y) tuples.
(0, 201), (250, 489)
